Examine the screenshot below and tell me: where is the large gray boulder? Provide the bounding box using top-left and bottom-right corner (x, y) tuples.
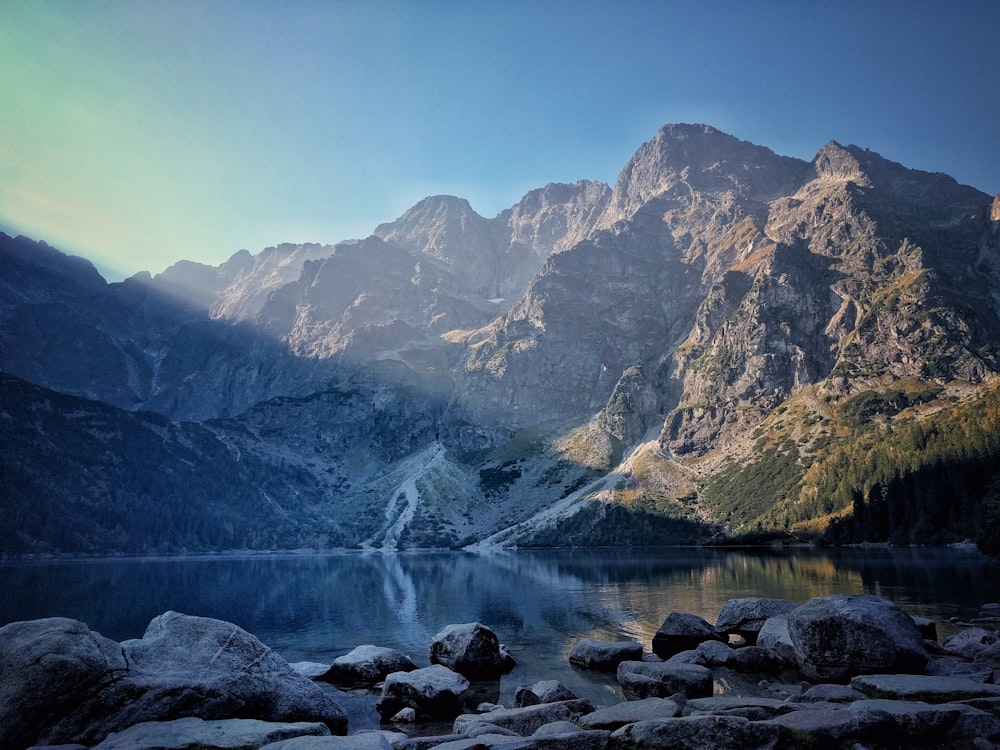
(714, 597), (796, 645)
(568, 638), (643, 671)
(784, 594), (929, 681)
(1, 612), (349, 748)
(616, 660), (713, 700)
(429, 623), (516, 679)
(851, 673), (1000, 702)
(651, 612), (725, 659)
(320, 644), (417, 687)
(376, 664), (471, 720)
(0, 617), (128, 750)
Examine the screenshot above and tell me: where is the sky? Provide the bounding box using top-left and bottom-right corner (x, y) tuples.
(2, 1), (998, 281)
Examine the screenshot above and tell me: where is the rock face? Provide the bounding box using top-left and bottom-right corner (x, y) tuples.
(4, 122), (1000, 555)
(785, 594), (929, 681)
(0, 613), (348, 748)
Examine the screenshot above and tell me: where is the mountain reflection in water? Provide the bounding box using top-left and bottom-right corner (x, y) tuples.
(3, 547), (998, 729)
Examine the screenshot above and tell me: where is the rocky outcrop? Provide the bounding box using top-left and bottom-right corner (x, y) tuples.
(651, 612), (727, 658)
(0, 612), (347, 749)
(375, 665), (471, 721)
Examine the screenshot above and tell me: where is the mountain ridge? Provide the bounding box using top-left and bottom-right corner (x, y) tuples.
(3, 123), (1000, 555)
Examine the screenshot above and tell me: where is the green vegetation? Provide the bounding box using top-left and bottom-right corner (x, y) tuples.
(693, 379), (1000, 554)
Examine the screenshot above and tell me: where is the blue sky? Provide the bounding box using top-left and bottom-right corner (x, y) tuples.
(2, 1), (998, 280)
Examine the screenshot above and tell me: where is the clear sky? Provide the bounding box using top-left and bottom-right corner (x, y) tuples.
(2, 1), (998, 281)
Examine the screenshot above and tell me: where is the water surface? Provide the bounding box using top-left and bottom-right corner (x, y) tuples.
(3, 547), (998, 730)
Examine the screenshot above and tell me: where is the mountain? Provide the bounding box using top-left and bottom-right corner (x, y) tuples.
(3, 123), (1000, 556)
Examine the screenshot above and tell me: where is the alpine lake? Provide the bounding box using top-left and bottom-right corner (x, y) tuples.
(3, 546), (999, 732)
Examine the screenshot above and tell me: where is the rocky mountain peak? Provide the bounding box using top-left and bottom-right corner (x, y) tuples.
(602, 123), (808, 225)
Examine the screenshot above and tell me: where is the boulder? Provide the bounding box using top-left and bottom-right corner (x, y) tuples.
(430, 623), (515, 679)
(670, 639), (735, 667)
(911, 615), (938, 642)
(943, 627), (999, 659)
(609, 714), (784, 750)
(90, 717), (329, 750)
(376, 664), (471, 720)
(714, 598), (796, 645)
(568, 638), (643, 671)
(2, 613), (348, 748)
(755, 614), (795, 664)
(578, 697), (681, 730)
(514, 680), (577, 707)
(320, 644), (417, 686)
(763, 704), (890, 747)
(616, 661), (713, 700)
(784, 594), (929, 681)
(452, 699), (595, 737)
(651, 612), (725, 659)
(0, 617), (129, 750)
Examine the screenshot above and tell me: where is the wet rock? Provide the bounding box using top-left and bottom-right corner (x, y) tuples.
(376, 664), (471, 721)
(714, 598), (796, 645)
(609, 714), (784, 750)
(568, 638), (644, 671)
(911, 615), (938, 642)
(578, 697), (682, 730)
(430, 623), (516, 679)
(785, 594), (929, 681)
(651, 612), (725, 659)
(320, 645), (417, 686)
(617, 661), (713, 700)
(289, 662), (330, 680)
(89, 717), (329, 750)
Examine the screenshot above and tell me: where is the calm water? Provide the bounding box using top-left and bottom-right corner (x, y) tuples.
(3, 547), (999, 730)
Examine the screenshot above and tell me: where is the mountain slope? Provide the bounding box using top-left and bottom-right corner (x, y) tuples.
(2, 124), (1000, 554)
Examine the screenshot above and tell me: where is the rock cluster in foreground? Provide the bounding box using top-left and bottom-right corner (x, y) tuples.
(4, 595), (1000, 749)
